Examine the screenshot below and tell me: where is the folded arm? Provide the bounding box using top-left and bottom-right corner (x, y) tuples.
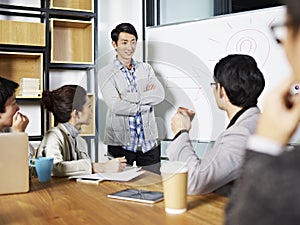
(101, 65), (164, 116)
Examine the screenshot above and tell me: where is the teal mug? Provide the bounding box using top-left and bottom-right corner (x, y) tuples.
(30, 157), (54, 182)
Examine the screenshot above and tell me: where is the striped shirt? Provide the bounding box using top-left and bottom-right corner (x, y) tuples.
(114, 58), (156, 153)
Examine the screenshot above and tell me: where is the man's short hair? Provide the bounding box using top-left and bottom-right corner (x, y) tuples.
(213, 54), (265, 107)
(111, 23), (138, 44)
(283, 0), (300, 36)
(0, 77), (19, 113)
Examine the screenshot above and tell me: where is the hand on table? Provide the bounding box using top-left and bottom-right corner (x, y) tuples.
(93, 157), (127, 173)
(104, 157), (127, 172)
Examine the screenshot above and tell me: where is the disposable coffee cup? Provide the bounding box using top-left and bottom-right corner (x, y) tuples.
(177, 107), (195, 121)
(160, 161), (188, 214)
(30, 157), (54, 182)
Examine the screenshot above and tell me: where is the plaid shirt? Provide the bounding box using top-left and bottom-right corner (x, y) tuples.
(115, 59), (156, 153)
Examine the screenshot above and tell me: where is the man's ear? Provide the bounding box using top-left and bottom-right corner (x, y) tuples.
(219, 85), (225, 98)
(112, 41), (117, 49)
(217, 84), (224, 98)
(220, 86), (229, 101)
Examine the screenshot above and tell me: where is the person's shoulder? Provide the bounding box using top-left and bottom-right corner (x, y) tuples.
(243, 106), (261, 116)
(237, 107), (260, 124)
(45, 124), (66, 137)
(134, 60), (151, 68)
(99, 61), (116, 73)
(99, 61), (115, 71)
(99, 61), (121, 81)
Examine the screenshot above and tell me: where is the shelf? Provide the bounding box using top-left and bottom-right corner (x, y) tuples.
(49, 10), (95, 20)
(49, 63), (95, 70)
(0, 0), (98, 145)
(50, 19), (93, 64)
(50, 0), (93, 12)
(0, 20), (45, 46)
(0, 51), (43, 98)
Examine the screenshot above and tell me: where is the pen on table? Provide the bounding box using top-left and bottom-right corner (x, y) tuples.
(76, 178), (100, 185)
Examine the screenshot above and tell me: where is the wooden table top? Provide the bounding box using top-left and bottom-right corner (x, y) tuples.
(0, 172), (228, 225)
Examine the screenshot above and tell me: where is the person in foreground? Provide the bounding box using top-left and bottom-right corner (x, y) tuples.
(0, 76), (34, 158)
(166, 54), (265, 195)
(37, 85), (127, 177)
(100, 23), (165, 174)
(225, 1), (300, 224)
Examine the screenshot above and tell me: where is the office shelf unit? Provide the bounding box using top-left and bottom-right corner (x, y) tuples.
(0, 0), (99, 156)
(0, 3), (46, 141)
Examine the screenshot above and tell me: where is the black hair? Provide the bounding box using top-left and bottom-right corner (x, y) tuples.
(283, 0), (300, 37)
(111, 23), (138, 44)
(41, 85), (87, 123)
(213, 54), (265, 108)
(0, 76), (19, 113)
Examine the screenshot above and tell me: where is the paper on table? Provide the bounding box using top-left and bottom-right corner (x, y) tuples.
(68, 167), (145, 183)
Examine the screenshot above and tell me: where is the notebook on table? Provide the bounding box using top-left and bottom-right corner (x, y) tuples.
(0, 132), (29, 195)
(108, 189), (164, 204)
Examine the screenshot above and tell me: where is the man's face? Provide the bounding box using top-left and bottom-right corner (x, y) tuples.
(0, 94), (20, 128)
(112, 32), (137, 62)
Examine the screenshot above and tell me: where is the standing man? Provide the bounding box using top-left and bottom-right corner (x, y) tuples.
(166, 54), (265, 195)
(100, 23), (165, 174)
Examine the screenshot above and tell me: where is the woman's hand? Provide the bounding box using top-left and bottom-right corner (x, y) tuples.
(92, 157), (127, 173)
(104, 157), (127, 172)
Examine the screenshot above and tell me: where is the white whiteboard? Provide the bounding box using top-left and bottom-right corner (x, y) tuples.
(146, 6), (290, 141)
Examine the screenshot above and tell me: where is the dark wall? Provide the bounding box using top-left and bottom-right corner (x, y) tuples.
(232, 0), (283, 13)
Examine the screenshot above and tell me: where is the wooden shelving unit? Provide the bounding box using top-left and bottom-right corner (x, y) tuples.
(50, 0), (93, 12)
(48, 0), (97, 139)
(0, 0), (98, 144)
(50, 19), (93, 64)
(0, 52), (43, 98)
(0, 20), (45, 46)
(47, 0), (98, 139)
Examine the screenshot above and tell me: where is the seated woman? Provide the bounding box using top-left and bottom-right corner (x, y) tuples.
(37, 85), (127, 177)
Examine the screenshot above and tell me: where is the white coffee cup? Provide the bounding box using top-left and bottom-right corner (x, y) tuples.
(160, 161), (188, 214)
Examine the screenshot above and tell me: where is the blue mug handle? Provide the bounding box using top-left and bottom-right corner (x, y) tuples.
(29, 159), (36, 167)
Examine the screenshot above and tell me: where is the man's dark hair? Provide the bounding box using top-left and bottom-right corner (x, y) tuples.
(283, 0), (300, 37)
(213, 54), (265, 108)
(111, 23), (138, 44)
(0, 77), (19, 113)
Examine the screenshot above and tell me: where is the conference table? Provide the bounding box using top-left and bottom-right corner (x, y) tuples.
(0, 171), (228, 225)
